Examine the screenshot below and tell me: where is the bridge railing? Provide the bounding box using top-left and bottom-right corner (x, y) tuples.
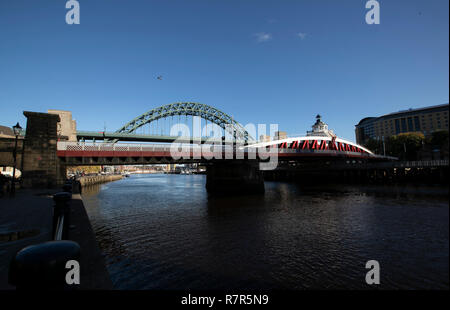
(59, 141), (175, 152)
(57, 141), (240, 153)
(396, 160), (449, 168)
(338, 160), (449, 169)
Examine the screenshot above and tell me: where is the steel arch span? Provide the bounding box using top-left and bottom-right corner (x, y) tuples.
(116, 102), (253, 141)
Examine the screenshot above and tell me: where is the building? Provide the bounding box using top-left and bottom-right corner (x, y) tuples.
(0, 125), (14, 138)
(355, 103), (449, 145)
(166, 164), (177, 172)
(1, 166), (22, 178)
(274, 131), (287, 140)
(259, 134), (271, 142)
(47, 110), (77, 141)
(0, 125), (23, 178)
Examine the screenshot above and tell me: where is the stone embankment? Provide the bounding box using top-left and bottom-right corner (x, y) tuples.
(78, 174), (123, 186)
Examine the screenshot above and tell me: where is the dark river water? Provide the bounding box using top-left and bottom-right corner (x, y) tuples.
(81, 174), (449, 290)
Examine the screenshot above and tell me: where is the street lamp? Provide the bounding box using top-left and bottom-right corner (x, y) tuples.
(10, 122), (22, 196)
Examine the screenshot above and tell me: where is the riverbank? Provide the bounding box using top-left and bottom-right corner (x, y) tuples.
(263, 164), (449, 184)
(78, 175), (123, 187)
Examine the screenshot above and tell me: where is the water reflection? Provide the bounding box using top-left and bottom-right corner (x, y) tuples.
(82, 174), (449, 289)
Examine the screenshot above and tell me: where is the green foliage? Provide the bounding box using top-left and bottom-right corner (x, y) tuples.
(387, 133), (425, 160)
(365, 133), (426, 160)
(363, 138), (382, 154)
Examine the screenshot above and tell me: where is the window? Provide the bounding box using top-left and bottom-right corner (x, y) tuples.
(414, 116), (421, 131)
(407, 117), (413, 131)
(395, 119), (400, 134)
(401, 118), (407, 132)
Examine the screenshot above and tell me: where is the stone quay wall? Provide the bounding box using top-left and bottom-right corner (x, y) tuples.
(78, 174), (123, 187)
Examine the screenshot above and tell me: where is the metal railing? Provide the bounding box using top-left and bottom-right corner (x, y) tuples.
(54, 214), (64, 241)
(52, 186), (73, 240)
(59, 141), (175, 152)
(396, 160), (449, 168)
(57, 141), (243, 152)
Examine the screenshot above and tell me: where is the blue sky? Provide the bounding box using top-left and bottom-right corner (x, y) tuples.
(0, 0), (448, 142)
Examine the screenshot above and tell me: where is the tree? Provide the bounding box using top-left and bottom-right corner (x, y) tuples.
(429, 130), (449, 160)
(363, 138), (382, 154)
(430, 130), (449, 148)
(385, 132), (425, 160)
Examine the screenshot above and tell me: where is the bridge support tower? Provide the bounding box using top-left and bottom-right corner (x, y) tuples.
(21, 111), (66, 188)
(206, 161), (264, 195)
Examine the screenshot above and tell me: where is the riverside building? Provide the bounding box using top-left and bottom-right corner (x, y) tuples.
(355, 103), (449, 145)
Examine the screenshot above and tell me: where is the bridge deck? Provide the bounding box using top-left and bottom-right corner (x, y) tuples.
(57, 141), (390, 162)
(75, 131), (232, 144)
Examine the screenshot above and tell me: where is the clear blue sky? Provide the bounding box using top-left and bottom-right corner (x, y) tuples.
(0, 0), (448, 142)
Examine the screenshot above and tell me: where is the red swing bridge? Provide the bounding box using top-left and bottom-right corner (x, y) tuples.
(56, 135), (380, 164)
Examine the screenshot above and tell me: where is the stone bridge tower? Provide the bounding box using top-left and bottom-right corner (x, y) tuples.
(21, 111), (66, 188)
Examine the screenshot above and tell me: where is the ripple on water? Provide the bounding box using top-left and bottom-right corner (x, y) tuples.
(82, 175), (449, 289)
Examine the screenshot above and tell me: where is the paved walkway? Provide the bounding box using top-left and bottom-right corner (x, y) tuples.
(0, 189), (55, 289)
(0, 189), (112, 290)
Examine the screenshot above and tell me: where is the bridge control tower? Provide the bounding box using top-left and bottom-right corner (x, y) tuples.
(306, 115), (336, 138)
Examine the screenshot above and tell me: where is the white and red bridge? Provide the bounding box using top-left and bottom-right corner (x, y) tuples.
(57, 136), (391, 166)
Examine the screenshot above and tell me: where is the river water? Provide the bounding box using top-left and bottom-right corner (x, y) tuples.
(81, 174), (449, 289)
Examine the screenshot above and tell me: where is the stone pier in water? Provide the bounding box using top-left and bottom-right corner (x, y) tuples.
(205, 161), (265, 195)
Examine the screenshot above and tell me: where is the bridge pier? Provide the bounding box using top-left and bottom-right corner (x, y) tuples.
(205, 161), (265, 195)
(21, 111), (65, 188)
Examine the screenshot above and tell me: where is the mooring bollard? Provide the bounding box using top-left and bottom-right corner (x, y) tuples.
(68, 179), (82, 194)
(76, 180), (82, 194)
(8, 240), (81, 290)
(62, 183), (73, 194)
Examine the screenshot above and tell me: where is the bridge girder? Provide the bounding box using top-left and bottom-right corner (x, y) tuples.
(116, 102), (253, 142)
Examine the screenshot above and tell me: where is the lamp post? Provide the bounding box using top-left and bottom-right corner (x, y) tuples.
(10, 122), (22, 196)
